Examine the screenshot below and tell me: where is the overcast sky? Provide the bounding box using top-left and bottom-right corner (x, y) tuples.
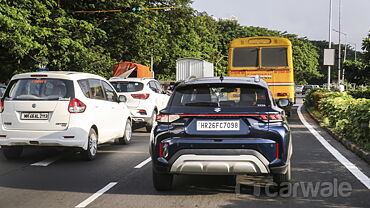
(191, 0), (370, 51)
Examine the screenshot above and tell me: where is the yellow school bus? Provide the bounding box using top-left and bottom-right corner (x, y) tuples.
(228, 36), (295, 115)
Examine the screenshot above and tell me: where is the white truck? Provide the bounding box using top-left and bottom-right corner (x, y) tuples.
(176, 58), (214, 81)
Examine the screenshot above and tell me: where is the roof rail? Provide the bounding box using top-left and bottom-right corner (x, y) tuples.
(184, 75), (197, 82)
(247, 75), (260, 83)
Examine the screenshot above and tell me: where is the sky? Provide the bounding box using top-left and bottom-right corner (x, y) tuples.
(191, 0), (370, 52)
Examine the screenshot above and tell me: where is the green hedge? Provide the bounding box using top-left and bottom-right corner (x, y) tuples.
(348, 87), (370, 99)
(305, 89), (370, 151)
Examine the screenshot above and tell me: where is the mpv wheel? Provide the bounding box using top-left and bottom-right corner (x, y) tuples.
(152, 169), (173, 191)
(2, 146), (23, 160)
(146, 111), (157, 133)
(273, 162), (291, 185)
(82, 128), (98, 161)
(119, 119), (132, 145)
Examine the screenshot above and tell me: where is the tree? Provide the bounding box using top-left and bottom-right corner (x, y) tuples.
(343, 31), (370, 85)
(0, 0), (114, 83)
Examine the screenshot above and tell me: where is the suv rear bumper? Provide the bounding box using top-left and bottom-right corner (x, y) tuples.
(153, 149), (287, 175)
(170, 154), (269, 175)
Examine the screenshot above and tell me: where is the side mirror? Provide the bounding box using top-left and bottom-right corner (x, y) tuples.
(118, 95), (127, 103)
(277, 99), (289, 107)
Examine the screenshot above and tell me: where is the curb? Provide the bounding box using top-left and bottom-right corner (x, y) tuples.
(305, 106), (370, 165)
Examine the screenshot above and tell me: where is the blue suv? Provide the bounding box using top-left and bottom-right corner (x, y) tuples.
(150, 77), (292, 191)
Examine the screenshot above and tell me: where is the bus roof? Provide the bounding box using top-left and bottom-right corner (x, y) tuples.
(229, 36), (292, 48)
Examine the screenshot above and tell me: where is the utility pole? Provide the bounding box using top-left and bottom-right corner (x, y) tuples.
(327, 0), (333, 89)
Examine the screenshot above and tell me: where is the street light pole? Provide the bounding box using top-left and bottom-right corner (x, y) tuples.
(348, 42), (357, 61)
(333, 29), (347, 62)
(215, 56), (228, 76)
(338, 0), (342, 84)
(327, 0), (333, 89)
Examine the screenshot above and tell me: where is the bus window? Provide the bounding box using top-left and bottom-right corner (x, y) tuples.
(261, 48), (288, 67)
(232, 48), (258, 67)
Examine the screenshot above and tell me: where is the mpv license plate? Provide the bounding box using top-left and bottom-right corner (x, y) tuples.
(21, 112), (49, 120)
(197, 120), (240, 131)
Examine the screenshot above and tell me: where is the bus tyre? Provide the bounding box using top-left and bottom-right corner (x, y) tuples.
(153, 169), (173, 191)
(2, 146), (23, 160)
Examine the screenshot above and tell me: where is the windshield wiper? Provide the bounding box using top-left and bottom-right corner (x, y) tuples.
(184, 102), (218, 107)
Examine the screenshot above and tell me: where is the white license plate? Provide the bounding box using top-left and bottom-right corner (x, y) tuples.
(197, 120), (240, 131)
(21, 112), (49, 120)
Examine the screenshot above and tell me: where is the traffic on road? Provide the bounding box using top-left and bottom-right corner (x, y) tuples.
(0, 2), (369, 207)
(0, 71), (369, 208)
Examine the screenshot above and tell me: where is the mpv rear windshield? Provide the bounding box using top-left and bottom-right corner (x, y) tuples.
(111, 81), (144, 92)
(7, 78), (74, 100)
(171, 84), (270, 108)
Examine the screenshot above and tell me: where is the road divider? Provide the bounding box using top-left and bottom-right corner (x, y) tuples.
(75, 182), (117, 208)
(297, 104), (370, 190)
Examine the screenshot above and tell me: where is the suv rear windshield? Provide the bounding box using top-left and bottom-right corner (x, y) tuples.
(171, 84), (270, 108)
(111, 81), (144, 92)
(7, 78), (74, 100)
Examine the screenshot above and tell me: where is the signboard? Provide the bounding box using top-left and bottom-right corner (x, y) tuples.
(324, 49), (335, 66)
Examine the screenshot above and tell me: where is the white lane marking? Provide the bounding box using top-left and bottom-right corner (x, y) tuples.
(297, 104), (370, 190)
(31, 155), (63, 167)
(75, 182), (117, 208)
(134, 157), (151, 169)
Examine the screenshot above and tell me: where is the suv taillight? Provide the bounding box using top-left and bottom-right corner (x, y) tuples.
(68, 98), (86, 113)
(131, 93), (150, 99)
(0, 100), (4, 113)
(156, 114), (180, 123)
(259, 114), (283, 122)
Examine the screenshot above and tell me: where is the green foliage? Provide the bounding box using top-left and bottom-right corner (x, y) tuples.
(0, 0), (114, 82)
(1, 0), (322, 84)
(304, 88), (330, 109)
(305, 90), (370, 151)
(341, 31), (370, 85)
(348, 87), (370, 99)
(343, 60), (370, 85)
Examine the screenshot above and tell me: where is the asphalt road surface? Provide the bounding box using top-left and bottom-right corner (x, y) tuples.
(0, 97), (369, 208)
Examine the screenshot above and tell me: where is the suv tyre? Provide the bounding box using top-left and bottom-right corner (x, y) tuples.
(152, 169), (173, 191)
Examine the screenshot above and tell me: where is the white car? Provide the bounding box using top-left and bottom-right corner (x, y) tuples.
(109, 77), (170, 132)
(0, 71), (132, 160)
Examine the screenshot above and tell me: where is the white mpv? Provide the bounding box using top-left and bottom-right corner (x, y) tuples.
(109, 78), (170, 132)
(0, 71), (132, 160)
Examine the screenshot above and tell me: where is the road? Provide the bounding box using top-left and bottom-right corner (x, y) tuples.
(0, 97), (369, 208)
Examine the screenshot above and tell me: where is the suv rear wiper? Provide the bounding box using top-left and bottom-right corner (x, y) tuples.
(184, 102), (218, 107)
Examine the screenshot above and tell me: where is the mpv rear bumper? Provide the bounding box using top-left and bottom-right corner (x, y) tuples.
(0, 128), (88, 149)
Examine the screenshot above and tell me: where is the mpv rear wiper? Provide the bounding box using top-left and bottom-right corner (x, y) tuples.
(184, 102), (218, 107)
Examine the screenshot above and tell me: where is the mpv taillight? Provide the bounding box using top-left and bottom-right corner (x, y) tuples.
(68, 98), (86, 113)
(0, 100), (4, 113)
(131, 93), (150, 99)
(156, 114), (180, 123)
